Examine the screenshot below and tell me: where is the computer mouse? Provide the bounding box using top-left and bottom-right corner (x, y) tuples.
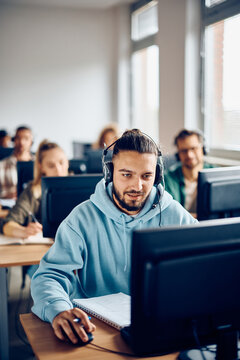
(75, 331), (94, 347)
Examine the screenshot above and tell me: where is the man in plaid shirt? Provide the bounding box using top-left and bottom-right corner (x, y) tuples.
(0, 126), (34, 200)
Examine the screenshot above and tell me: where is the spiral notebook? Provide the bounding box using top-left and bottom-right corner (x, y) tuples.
(72, 292), (131, 330)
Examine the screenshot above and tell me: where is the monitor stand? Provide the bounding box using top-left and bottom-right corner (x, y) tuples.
(178, 329), (238, 360)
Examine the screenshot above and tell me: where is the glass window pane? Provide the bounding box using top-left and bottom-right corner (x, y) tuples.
(131, 45), (159, 142)
(204, 13), (240, 150)
(131, 1), (158, 41)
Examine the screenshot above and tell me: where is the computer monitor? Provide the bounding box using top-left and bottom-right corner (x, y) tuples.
(121, 217), (240, 359)
(197, 166), (240, 221)
(85, 149), (112, 174)
(17, 160), (34, 196)
(41, 174), (102, 238)
(68, 159), (87, 174)
(72, 141), (92, 159)
(0, 147), (13, 160)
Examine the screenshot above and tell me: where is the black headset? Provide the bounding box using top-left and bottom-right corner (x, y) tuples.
(102, 133), (164, 186)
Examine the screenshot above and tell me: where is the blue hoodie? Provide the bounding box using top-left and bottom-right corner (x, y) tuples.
(31, 179), (197, 323)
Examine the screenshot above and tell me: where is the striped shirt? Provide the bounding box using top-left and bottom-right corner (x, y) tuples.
(0, 155), (18, 199)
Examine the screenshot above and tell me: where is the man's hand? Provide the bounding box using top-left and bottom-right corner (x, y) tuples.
(52, 308), (96, 344)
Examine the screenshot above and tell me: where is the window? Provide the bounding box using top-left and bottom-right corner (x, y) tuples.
(202, 0), (240, 156)
(131, 45), (159, 139)
(130, 1), (159, 142)
(131, 1), (158, 41)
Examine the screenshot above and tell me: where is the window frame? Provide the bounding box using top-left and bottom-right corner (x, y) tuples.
(201, 0), (240, 159)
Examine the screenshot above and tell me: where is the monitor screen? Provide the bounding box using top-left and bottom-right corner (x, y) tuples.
(85, 149), (112, 174)
(72, 141), (92, 159)
(122, 217), (240, 358)
(197, 166), (240, 221)
(41, 174), (102, 238)
(68, 159), (87, 174)
(17, 160), (34, 196)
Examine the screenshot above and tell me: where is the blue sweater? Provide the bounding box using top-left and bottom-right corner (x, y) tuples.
(31, 179), (197, 323)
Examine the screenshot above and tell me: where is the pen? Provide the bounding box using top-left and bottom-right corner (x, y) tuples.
(73, 316), (91, 323)
(29, 211), (38, 223)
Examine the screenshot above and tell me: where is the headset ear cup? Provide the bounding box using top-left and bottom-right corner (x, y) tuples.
(103, 161), (113, 185)
(154, 162), (163, 186)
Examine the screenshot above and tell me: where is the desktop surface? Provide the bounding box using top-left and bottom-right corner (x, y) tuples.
(0, 244), (51, 267)
(20, 313), (178, 360)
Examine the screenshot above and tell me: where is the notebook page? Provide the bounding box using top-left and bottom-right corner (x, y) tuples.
(73, 292), (131, 330)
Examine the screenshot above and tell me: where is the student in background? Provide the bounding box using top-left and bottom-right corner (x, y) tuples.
(0, 129), (11, 148)
(164, 129), (215, 217)
(92, 123), (120, 150)
(0, 139), (69, 239)
(0, 125), (34, 200)
(31, 129), (197, 345)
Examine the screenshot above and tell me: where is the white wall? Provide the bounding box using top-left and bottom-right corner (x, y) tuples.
(0, 3), (130, 157)
(157, 0), (201, 154)
(0, 1), (201, 157)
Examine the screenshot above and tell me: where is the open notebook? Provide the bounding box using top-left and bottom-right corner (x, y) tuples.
(0, 232), (53, 245)
(73, 292), (131, 330)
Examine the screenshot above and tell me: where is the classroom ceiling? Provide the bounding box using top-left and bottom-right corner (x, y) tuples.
(0, 0), (138, 9)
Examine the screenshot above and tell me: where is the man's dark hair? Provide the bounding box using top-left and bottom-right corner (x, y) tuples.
(15, 125), (32, 134)
(174, 129), (204, 147)
(112, 129), (159, 159)
(12, 125), (32, 142)
(0, 129), (8, 138)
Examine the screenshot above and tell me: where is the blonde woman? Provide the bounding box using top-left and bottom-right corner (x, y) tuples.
(0, 140), (69, 239)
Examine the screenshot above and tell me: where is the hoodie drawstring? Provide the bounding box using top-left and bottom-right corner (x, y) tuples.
(120, 215), (128, 272)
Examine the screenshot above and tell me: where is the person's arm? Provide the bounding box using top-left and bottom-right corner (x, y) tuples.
(1, 184), (42, 238)
(3, 220), (42, 239)
(31, 218), (96, 343)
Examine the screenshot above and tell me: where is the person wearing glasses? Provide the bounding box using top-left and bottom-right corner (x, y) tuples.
(164, 129), (215, 217)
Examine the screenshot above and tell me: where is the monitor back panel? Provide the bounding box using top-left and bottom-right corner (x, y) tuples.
(17, 161), (34, 196)
(41, 174), (102, 238)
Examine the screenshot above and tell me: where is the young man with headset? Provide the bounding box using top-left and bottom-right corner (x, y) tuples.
(164, 129), (215, 218)
(31, 129), (197, 345)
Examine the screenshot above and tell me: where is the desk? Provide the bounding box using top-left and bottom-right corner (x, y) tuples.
(20, 313), (178, 360)
(0, 244), (51, 360)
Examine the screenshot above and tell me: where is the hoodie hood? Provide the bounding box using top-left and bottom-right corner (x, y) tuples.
(90, 179), (173, 228)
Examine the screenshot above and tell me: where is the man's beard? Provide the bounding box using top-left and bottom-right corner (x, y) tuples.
(183, 158), (201, 170)
(112, 185), (148, 213)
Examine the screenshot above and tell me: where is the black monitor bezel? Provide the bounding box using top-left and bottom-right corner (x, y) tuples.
(197, 166), (240, 221)
(129, 217), (240, 356)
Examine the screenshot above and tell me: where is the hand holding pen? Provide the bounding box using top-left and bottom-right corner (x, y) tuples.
(25, 211), (43, 237)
